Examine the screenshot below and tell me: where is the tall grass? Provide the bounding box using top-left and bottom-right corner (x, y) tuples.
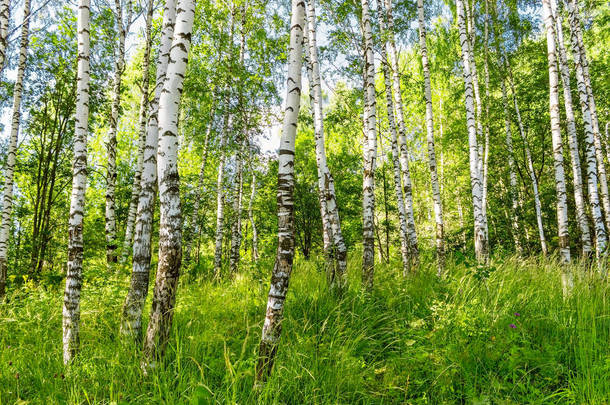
(0, 253), (608, 403)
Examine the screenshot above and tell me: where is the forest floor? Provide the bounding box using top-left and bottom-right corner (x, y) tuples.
(1, 252), (609, 404)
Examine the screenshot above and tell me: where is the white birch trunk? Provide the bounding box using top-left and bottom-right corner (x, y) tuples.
(456, 0), (488, 263)
(0, 0), (9, 75)
(121, 0), (154, 264)
(63, 0), (90, 364)
(0, 0), (31, 298)
(562, 0), (608, 257)
(255, 0), (304, 383)
(214, 99), (229, 275)
(304, 0), (347, 288)
(551, 0), (593, 256)
(377, 0), (409, 276)
(384, 0), (418, 268)
(417, 0), (445, 273)
(106, 0), (133, 264)
(566, 0), (610, 234)
(248, 158), (259, 262)
(229, 140), (244, 273)
(143, 0), (195, 362)
(542, 0), (570, 263)
(504, 53), (549, 256)
(361, 0), (377, 288)
(121, 0), (176, 339)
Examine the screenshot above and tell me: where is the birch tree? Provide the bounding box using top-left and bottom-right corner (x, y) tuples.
(304, 0), (347, 288)
(229, 139), (244, 273)
(0, 0), (9, 75)
(0, 0), (31, 299)
(559, 0), (607, 257)
(456, 0), (487, 263)
(121, 0), (177, 339)
(214, 97), (229, 275)
(121, 0), (154, 263)
(361, 0), (377, 288)
(63, 0), (91, 363)
(417, 0), (444, 272)
(105, 0), (133, 263)
(383, 0), (418, 267)
(255, 0), (304, 383)
(247, 154), (259, 262)
(550, 0), (592, 256)
(143, 0), (196, 362)
(377, 0), (409, 275)
(566, 0), (610, 234)
(542, 0), (570, 263)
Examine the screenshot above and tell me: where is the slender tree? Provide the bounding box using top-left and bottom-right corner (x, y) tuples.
(143, 0), (196, 362)
(377, 0), (409, 275)
(383, 0), (418, 268)
(566, 0), (610, 234)
(229, 138), (244, 273)
(121, 0), (177, 339)
(304, 0), (348, 288)
(247, 153), (259, 263)
(255, 0), (304, 383)
(361, 0), (377, 288)
(456, 0), (487, 263)
(63, 0), (91, 364)
(0, 0), (31, 298)
(105, 0), (133, 264)
(0, 0), (9, 75)
(417, 0), (444, 272)
(214, 95), (229, 275)
(542, 0), (570, 263)
(122, 0), (154, 263)
(550, 0), (592, 256)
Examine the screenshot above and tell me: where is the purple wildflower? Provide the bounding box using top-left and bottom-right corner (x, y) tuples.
(509, 323), (517, 329)
(514, 313), (520, 317)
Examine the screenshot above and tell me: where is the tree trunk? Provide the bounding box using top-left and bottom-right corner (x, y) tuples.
(255, 0), (304, 384)
(377, 0), (409, 276)
(0, 0), (9, 75)
(247, 157), (259, 263)
(566, 0), (610, 235)
(214, 97), (229, 276)
(63, 0), (90, 364)
(361, 0), (377, 289)
(106, 0), (133, 264)
(542, 0), (570, 263)
(456, 0), (488, 263)
(417, 0), (445, 273)
(550, 0), (593, 257)
(185, 114), (213, 262)
(121, 0), (177, 340)
(0, 0), (31, 299)
(142, 0), (195, 362)
(229, 139), (244, 273)
(562, 0), (607, 257)
(121, 0), (154, 264)
(504, 50), (548, 256)
(304, 0), (347, 289)
(384, 0), (418, 268)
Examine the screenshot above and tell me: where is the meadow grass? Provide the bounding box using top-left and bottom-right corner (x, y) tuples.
(0, 253), (609, 404)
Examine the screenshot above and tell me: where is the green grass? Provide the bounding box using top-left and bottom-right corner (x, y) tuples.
(1, 253), (609, 404)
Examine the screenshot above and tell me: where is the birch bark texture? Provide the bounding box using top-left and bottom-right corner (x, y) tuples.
(122, 0), (154, 263)
(561, 0), (607, 256)
(121, 0), (177, 339)
(542, 0), (570, 263)
(0, 0), (9, 75)
(143, 0), (196, 361)
(304, 0), (347, 289)
(550, 0), (593, 256)
(456, 0), (488, 263)
(255, 0), (304, 383)
(213, 97), (229, 275)
(0, 0), (31, 298)
(360, 0), (377, 289)
(247, 156), (259, 262)
(63, 0), (91, 364)
(384, 0), (419, 268)
(377, 0), (409, 276)
(106, 0), (133, 264)
(417, 0), (445, 272)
